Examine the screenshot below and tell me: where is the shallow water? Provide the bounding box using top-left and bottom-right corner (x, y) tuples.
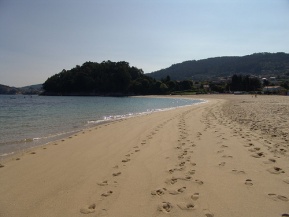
(0, 95), (204, 157)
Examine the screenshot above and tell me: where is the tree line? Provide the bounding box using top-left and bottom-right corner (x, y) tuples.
(42, 61), (196, 95)
(42, 60), (288, 96)
(229, 74), (261, 92)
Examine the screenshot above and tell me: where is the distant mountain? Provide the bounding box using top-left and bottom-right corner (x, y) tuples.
(20, 84), (43, 93)
(0, 84), (19, 94)
(0, 84), (43, 95)
(148, 52), (289, 81)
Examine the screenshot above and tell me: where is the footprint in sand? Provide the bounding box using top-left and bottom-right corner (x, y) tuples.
(251, 152), (265, 158)
(187, 170), (196, 175)
(194, 179), (204, 185)
(203, 209), (214, 217)
(122, 158), (130, 163)
(178, 176), (192, 181)
(267, 167), (285, 174)
(222, 155), (233, 158)
(219, 162), (226, 166)
(158, 202), (173, 213)
(263, 158), (276, 164)
(0, 164), (4, 168)
(112, 172), (122, 176)
(245, 179), (253, 186)
(168, 167), (183, 174)
(151, 188), (167, 196)
(165, 178), (178, 185)
(97, 180), (108, 186)
(101, 190), (113, 197)
(232, 169), (246, 174)
(80, 203), (96, 214)
(248, 147), (261, 152)
(177, 202), (196, 210)
(282, 214), (289, 217)
(268, 193), (289, 202)
(168, 187), (186, 195)
(191, 193), (200, 200)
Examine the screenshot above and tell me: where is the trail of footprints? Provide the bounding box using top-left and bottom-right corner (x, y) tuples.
(78, 104), (289, 216)
(79, 120), (125, 214)
(150, 110), (213, 216)
(203, 103), (289, 216)
(80, 115), (183, 215)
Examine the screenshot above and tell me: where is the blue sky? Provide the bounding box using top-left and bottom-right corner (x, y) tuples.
(1, 0), (289, 87)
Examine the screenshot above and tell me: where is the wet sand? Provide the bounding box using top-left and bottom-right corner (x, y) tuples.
(0, 95), (288, 217)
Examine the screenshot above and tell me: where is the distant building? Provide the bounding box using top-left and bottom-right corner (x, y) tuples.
(263, 86), (283, 94)
(203, 84), (210, 90)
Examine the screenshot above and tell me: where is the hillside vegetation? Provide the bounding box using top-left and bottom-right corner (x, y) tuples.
(42, 61), (210, 96)
(148, 52), (289, 80)
(43, 61), (169, 95)
(4, 52), (288, 96)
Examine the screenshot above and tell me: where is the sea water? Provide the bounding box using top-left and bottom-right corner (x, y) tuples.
(0, 95), (204, 158)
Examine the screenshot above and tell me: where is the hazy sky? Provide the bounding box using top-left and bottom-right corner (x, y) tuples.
(1, 0), (289, 87)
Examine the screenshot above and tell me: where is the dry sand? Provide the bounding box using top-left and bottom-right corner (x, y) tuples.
(0, 95), (289, 217)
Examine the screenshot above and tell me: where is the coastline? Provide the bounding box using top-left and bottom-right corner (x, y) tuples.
(0, 94), (288, 217)
(0, 96), (203, 160)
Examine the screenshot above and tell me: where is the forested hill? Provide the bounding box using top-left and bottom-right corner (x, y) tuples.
(42, 61), (169, 96)
(0, 84), (19, 94)
(148, 52), (289, 80)
(0, 84), (42, 95)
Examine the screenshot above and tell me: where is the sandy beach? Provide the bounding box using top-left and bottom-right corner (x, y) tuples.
(0, 94), (289, 217)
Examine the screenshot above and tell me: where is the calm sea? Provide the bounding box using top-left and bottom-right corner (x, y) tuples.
(0, 95), (204, 158)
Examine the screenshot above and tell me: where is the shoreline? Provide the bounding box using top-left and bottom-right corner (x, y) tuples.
(0, 94), (288, 217)
(0, 96), (204, 161)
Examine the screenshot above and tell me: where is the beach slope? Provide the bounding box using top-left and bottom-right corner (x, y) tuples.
(0, 95), (289, 217)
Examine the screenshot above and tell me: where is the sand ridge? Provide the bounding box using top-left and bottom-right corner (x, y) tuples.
(0, 95), (288, 217)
